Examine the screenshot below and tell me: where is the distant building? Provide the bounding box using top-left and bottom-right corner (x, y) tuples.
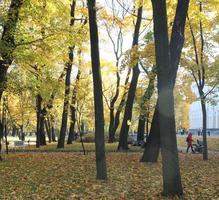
(189, 86), (219, 135)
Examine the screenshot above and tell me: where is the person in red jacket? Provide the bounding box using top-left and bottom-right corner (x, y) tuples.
(186, 132), (194, 153)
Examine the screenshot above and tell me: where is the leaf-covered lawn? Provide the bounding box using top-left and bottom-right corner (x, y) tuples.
(0, 152), (218, 199)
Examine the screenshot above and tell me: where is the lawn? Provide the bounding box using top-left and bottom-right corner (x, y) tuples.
(0, 152), (218, 199)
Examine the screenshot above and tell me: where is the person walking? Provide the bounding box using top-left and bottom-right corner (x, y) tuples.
(186, 132), (194, 153)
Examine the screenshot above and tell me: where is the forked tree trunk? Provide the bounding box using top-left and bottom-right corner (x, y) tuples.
(141, 0), (190, 163)
(151, 0), (183, 196)
(88, 0), (107, 180)
(118, 5), (143, 150)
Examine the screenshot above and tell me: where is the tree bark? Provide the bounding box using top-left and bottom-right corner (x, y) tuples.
(200, 91), (208, 160)
(88, 0), (107, 180)
(57, 0), (76, 149)
(137, 66), (156, 143)
(118, 5), (143, 150)
(141, 0), (190, 163)
(151, 0), (183, 196)
(45, 119), (52, 143)
(57, 62), (73, 148)
(67, 71), (80, 144)
(0, 0), (23, 101)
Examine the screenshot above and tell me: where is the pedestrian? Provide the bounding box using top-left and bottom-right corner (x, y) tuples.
(186, 132), (194, 153)
(207, 131), (210, 136)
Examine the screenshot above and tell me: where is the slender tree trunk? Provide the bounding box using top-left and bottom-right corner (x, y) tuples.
(39, 108), (46, 145)
(200, 92), (208, 160)
(88, 0), (107, 180)
(151, 0), (183, 196)
(108, 71), (120, 143)
(36, 95), (41, 148)
(57, 62), (72, 148)
(45, 119), (52, 143)
(67, 71), (80, 144)
(50, 116), (56, 142)
(57, 0), (76, 149)
(137, 117), (145, 142)
(141, 0), (190, 163)
(110, 69), (131, 141)
(137, 66), (156, 143)
(118, 5), (143, 150)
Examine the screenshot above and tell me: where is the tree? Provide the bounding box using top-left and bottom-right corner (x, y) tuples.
(0, 0), (23, 101)
(87, 0), (107, 180)
(151, 0), (183, 196)
(118, 2), (143, 150)
(141, 0), (190, 163)
(57, 0), (76, 149)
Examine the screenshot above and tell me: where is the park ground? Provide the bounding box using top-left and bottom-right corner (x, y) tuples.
(0, 136), (218, 199)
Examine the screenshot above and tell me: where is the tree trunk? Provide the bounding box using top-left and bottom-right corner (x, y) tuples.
(57, 62), (72, 148)
(36, 95), (41, 148)
(137, 117), (145, 142)
(137, 66), (156, 143)
(110, 69), (131, 141)
(45, 119), (52, 143)
(50, 116), (56, 142)
(39, 108), (46, 146)
(141, 0), (190, 163)
(88, 0), (107, 180)
(140, 103), (160, 162)
(57, 0), (76, 149)
(108, 71), (120, 143)
(200, 92), (208, 160)
(67, 71), (80, 144)
(151, 0), (183, 196)
(118, 5), (143, 150)
(0, 0), (24, 101)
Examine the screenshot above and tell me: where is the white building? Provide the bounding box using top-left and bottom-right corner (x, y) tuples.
(189, 101), (219, 129)
(189, 85), (219, 134)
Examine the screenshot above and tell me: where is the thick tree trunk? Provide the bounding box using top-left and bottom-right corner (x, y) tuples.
(151, 0), (183, 196)
(141, 0), (190, 163)
(140, 103), (160, 162)
(118, 5), (143, 150)
(88, 0), (107, 180)
(0, 0), (24, 101)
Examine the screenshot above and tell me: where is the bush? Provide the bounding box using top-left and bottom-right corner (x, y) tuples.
(82, 133), (95, 143)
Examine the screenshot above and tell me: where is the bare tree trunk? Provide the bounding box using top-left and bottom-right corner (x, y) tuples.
(151, 0), (183, 195)
(118, 5), (143, 150)
(57, 0), (76, 149)
(88, 0), (107, 180)
(200, 92), (208, 160)
(67, 70), (80, 144)
(141, 0), (190, 163)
